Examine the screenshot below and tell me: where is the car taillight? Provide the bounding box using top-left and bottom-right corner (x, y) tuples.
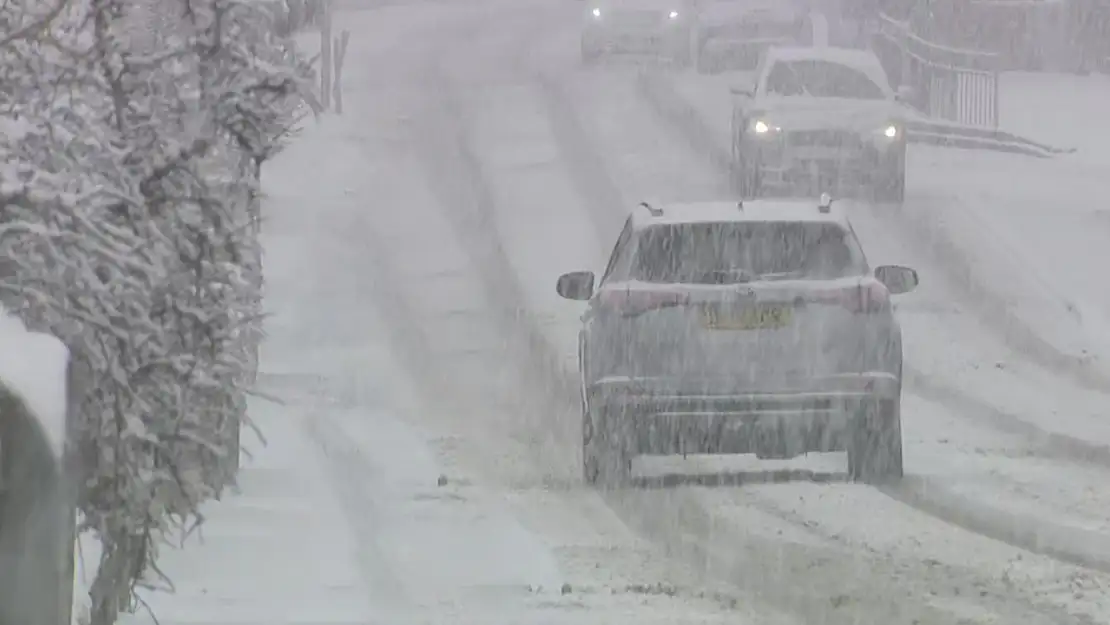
(596, 289), (691, 317)
(809, 282), (890, 314)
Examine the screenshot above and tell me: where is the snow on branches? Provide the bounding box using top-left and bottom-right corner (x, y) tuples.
(0, 0), (313, 622)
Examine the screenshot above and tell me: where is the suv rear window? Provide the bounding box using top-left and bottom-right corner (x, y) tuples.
(632, 221), (862, 284)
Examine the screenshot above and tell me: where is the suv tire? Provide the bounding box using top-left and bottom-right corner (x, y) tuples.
(582, 400), (632, 487)
(847, 398), (903, 483)
(730, 154), (760, 198)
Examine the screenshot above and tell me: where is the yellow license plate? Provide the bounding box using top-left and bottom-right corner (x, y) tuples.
(703, 305), (793, 330)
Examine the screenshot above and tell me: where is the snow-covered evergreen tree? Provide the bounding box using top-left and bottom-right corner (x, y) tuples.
(0, 0), (312, 621)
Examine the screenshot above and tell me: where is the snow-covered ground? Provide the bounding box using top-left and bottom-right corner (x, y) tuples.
(998, 71), (1110, 165)
(107, 2), (1110, 624)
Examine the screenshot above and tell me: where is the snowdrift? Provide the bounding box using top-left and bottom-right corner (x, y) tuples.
(0, 306), (77, 625)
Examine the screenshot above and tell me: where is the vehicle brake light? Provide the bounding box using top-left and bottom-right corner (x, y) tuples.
(596, 289), (690, 317)
(809, 281), (890, 314)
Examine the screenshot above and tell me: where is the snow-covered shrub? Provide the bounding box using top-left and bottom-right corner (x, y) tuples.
(0, 0), (312, 622)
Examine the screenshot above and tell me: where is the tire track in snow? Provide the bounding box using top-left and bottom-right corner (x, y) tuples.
(344, 9), (585, 487)
(255, 14), (502, 615)
(526, 54), (1110, 586)
(269, 10), (571, 616)
(304, 405), (412, 612)
(404, 15), (582, 449)
(906, 369), (1110, 468)
(262, 126), (439, 619)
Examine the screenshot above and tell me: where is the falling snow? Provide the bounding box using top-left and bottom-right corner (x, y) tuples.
(6, 0), (1110, 623)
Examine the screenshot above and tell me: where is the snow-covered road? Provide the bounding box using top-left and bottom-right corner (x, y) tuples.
(127, 2), (1110, 624)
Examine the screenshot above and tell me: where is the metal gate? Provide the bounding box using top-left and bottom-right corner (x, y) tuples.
(872, 13), (1001, 128)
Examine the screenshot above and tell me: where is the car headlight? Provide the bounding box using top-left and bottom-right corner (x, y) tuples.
(668, 10), (679, 19)
(882, 124), (899, 139)
(751, 119), (777, 134)
(591, 7), (601, 18)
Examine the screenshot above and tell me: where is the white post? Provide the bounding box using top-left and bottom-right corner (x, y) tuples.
(332, 30), (349, 115)
(320, 0), (333, 111)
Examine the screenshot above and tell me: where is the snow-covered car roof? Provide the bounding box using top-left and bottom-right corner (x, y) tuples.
(598, 0), (691, 11)
(759, 46), (894, 96)
(697, 1), (804, 25)
(704, 3), (799, 17)
(737, 6), (804, 21)
(763, 46), (886, 76)
(631, 198), (850, 228)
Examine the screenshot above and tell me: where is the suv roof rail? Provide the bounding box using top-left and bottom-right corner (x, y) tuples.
(817, 193), (833, 213)
(638, 201), (664, 217)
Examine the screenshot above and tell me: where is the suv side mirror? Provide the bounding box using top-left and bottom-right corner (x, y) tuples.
(874, 265), (918, 295)
(556, 271), (595, 300)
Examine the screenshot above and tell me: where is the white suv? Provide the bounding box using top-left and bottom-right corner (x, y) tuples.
(730, 47), (912, 202)
(555, 196), (919, 486)
(581, 0), (695, 65)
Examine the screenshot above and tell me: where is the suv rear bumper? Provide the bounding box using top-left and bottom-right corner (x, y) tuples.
(588, 373), (900, 457)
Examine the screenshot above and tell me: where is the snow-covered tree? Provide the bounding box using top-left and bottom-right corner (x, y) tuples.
(0, 0), (313, 622)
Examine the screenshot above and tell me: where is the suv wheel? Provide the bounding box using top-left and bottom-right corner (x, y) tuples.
(582, 400), (632, 487)
(731, 160), (760, 198)
(847, 398), (903, 483)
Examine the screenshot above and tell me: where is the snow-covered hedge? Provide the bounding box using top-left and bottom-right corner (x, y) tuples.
(250, 0), (326, 36)
(0, 0), (312, 623)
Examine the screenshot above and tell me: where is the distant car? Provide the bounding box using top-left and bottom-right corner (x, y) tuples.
(581, 0), (695, 66)
(555, 196), (919, 487)
(694, 4), (814, 73)
(729, 46), (912, 202)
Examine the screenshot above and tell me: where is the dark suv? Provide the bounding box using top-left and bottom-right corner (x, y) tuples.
(555, 197), (919, 486)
